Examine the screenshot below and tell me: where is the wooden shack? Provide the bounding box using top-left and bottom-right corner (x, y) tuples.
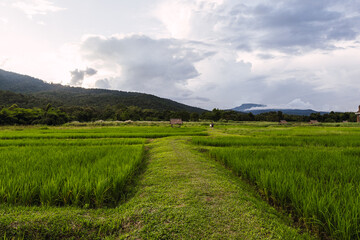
(309, 120), (319, 124)
(355, 105), (360, 122)
(170, 119), (183, 127)
(279, 120), (288, 125)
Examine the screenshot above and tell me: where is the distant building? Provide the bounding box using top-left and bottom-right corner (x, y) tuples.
(355, 106), (360, 122)
(279, 120), (288, 125)
(309, 120), (319, 124)
(170, 119), (183, 127)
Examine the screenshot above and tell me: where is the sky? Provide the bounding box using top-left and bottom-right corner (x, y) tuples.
(1, 0), (360, 111)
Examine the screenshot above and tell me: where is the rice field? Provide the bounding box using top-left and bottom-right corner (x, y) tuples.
(0, 145), (144, 207)
(0, 125), (206, 208)
(3, 122), (360, 239)
(193, 125), (360, 240)
(0, 125), (207, 139)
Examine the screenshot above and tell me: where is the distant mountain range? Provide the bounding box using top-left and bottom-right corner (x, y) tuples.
(232, 103), (328, 116)
(0, 69), (205, 113)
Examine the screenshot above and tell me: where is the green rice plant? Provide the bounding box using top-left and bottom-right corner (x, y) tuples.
(193, 134), (360, 147)
(0, 138), (146, 147)
(205, 146), (360, 239)
(0, 126), (207, 140)
(0, 145), (145, 208)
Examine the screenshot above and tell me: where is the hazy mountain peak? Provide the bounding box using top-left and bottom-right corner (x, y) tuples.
(232, 103), (266, 112)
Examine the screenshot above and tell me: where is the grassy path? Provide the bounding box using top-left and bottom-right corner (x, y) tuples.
(119, 137), (313, 239)
(0, 137), (314, 239)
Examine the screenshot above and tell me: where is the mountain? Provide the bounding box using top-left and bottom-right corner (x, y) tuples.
(232, 103), (327, 116)
(0, 69), (205, 113)
(232, 103), (266, 112)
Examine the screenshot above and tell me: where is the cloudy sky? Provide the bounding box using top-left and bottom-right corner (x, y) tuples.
(1, 0), (360, 111)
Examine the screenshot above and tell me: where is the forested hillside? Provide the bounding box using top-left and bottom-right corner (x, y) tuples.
(0, 69), (205, 113)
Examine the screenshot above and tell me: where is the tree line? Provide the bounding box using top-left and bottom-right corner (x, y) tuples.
(0, 105), (357, 126)
(0, 104), (68, 126)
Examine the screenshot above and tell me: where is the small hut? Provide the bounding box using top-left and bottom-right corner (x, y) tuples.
(355, 106), (360, 122)
(170, 119), (183, 127)
(279, 120), (288, 125)
(309, 120), (319, 124)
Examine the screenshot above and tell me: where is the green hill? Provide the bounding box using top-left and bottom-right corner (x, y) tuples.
(0, 69), (205, 113)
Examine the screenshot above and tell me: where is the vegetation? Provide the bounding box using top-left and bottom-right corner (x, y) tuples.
(0, 104), (68, 125)
(201, 108), (357, 122)
(193, 124), (360, 239)
(0, 145), (144, 208)
(3, 122), (360, 239)
(0, 103), (356, 126)
(0, 125), (207, 139)
(0, 69), (356, 125)
(0, 69), (204, 113)
(0, 126), (312, 239)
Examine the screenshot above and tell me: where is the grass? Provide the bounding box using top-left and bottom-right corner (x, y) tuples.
(0, 138), (146, 147)
(0, 125), (207, 139)
(193, 134), (360, 147)
(0, 145), (145, 208)
(8, 123), (360, 239)
(193, 124), (360, 239)
(0, 136), (312, 239)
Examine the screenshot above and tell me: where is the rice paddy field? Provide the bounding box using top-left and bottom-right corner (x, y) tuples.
(0, 125), (205, 208)
(193, 123), (360, 240)
(1, 122), (360, 239)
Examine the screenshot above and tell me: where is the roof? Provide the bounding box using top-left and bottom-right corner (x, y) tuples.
(170, 119), (183, 125)
(356, 106), (360, 115)
(309, 120), (319, 124)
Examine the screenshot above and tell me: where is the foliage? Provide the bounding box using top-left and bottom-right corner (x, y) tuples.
(0, 69), (205, 113)
(0, 126), (207, 139)
(0, 130), (312, 239)
(0, 105), (68, 125)
(0, 145), (144, 208)
(194, 125), (360, 239)
(0, 126), (156, 207)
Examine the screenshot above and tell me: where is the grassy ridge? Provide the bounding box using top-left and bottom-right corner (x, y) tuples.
(194, 126), (360, 239)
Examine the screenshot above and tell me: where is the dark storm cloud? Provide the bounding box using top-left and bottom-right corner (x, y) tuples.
(70, 67), (97, 86)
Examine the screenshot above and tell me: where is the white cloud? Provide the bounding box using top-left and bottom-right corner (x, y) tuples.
(286, 99), (313, 109)
(247, 99), (314, 111)
(79, 34), (214, 98)
(0, 18), (8, 25)
(12, 0), (65, 18)
(70, 67), (97, 87)
(95, 79), (111, 89)
(151, 0), (360, 111)
(3, 0), (360, 112)
(0, 58), (9, 68)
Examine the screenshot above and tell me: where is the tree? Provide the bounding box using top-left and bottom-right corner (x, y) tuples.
(190, 112), (200, 122)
